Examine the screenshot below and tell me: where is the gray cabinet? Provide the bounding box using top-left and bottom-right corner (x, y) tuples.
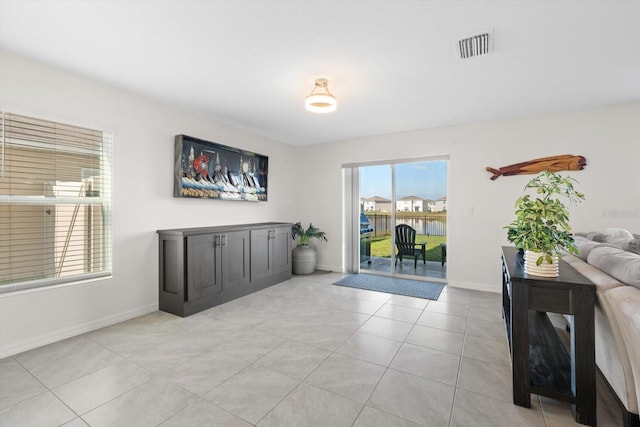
(186, 233), (221, 300)
(186, 230), (250, 301)
(158, 222), (292, 317)
(250, 225), (291, 282)
(272, 226), (292, 275)
(219, 230), (251, 290)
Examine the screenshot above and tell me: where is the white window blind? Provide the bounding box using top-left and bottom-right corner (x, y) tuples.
(0, 112), (112, 293)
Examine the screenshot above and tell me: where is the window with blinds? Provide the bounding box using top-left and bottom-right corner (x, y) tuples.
(0, 112), (112, 293)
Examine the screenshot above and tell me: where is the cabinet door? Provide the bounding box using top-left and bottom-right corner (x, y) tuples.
(186, 234), (221, 300)
(271, 226), (291, 275)
(221, 230), (250, 289)
(250, 228), (271, 282)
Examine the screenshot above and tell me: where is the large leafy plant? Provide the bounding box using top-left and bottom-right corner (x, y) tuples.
(505, 171), (585, 265)
(291, 222), (328, 246)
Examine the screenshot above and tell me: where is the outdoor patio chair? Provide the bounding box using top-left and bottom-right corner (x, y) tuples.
(395, 224), (426, 268)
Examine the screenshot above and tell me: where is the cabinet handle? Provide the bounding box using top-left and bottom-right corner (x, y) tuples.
(214, 234), (226, 247)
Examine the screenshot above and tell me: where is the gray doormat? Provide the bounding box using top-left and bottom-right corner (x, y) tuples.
(334, 274), (444, 300)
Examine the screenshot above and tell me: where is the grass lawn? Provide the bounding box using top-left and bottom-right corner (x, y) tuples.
(369, 235), (446, 262)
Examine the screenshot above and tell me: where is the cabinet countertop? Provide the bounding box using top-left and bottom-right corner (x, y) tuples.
(157, 222), (293, 236)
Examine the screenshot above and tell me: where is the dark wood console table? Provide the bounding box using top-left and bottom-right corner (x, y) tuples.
(501, 247), (596, 426)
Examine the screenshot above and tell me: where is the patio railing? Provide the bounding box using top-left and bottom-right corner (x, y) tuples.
(364, 212), (447, 237)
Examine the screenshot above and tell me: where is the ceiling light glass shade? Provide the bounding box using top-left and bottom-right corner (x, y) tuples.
(305, 78), (337, 113)
(305, 94), (337, 113)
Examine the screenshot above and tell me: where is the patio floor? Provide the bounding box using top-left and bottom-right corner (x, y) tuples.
(360, 256), (446, 280)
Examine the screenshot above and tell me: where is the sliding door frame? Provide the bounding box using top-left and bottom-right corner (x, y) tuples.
(342, 155), (449, 281)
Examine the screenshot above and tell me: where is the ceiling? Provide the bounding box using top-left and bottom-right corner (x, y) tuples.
(1, 1), (639, 146)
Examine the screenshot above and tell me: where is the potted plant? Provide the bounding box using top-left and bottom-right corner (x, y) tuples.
(291, 222), (328, 275)
(505, 171), (585, 277)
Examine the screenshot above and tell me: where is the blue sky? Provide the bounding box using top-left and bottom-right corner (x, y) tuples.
(360, 160), (447, 200)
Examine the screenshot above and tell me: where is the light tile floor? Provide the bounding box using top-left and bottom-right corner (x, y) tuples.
(0, 273), (621, 426)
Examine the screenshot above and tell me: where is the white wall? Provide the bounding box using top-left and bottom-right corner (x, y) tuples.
(1, 48), (639, 358)
(0, 51), (296, 357)
(293, 103), (640, 291)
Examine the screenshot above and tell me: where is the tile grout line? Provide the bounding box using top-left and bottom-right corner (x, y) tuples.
(353, 298), (428, 427)
(245, 285), (376, 425)
(253, 319), (356, 426)
(254, 283), (426, 426)
(5, 341), (127, 424)
(448, 300), (472, 426)
(3, 279), (571, 426)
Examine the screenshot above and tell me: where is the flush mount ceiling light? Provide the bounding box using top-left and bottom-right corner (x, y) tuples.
(305, 78), (337, 113)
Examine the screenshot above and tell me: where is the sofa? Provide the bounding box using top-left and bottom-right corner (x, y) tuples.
(562, 228), (640, 426)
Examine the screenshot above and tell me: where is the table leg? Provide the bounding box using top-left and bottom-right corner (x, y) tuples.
(572, 289), (596, 426)
(511, 279), (531, 408)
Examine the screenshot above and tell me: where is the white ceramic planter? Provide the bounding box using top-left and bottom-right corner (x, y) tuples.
(524, 250), (559, 278)
(292, 244), (316, 275)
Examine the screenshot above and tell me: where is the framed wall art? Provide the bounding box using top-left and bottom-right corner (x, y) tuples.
(174, 134), (268, 201)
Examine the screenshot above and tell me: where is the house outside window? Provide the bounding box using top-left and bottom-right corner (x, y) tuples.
(434, 197), (447, 212)
(0, 112), (112, 293)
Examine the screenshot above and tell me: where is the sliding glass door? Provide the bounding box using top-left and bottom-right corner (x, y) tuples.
(357, 158), (447, 281)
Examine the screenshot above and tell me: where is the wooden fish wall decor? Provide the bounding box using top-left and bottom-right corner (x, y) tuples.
(486, 154), (587, 181)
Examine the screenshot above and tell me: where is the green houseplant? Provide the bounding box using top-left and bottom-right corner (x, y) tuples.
(505, 171), (585, 277)
(291, 222), (327, 275)
(291, 222), (327, 246)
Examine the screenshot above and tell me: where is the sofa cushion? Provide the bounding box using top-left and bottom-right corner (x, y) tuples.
(573, 236), (606, 261)
(563, 253), (637, 412)
(588, 246), (640, 289)
(563, 253), (624, 294)
(594, 301), (637, 413)
(606, 286), (640, 413)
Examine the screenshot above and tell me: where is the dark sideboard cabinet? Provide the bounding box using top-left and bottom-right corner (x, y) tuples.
(158, 222), (292, 317)
(501, 246), (596, 426)
(250, 227), (292, 282)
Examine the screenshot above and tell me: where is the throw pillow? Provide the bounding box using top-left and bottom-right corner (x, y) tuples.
(605, 228), (635, 240)
(607, 237), (635, 252)
(589, 233), (608, 243)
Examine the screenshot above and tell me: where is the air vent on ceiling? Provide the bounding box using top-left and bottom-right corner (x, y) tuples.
(457, 30), (493, 59)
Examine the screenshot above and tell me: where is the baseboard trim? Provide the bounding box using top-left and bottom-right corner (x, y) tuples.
(0, 303), (158, 358)
(447, 280), (500, 293)
(316, 264), (340, 273)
